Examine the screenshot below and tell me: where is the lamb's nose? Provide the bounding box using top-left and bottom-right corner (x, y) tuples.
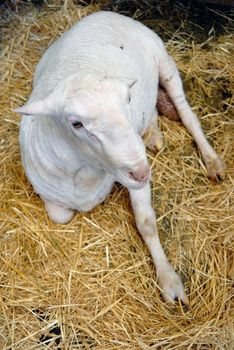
(129, 164), (151, 182)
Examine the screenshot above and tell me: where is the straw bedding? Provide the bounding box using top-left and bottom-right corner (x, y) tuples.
(0, 1), (233, 349)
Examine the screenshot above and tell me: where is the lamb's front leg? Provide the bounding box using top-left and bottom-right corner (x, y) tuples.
(145, 115), (164, 152)
(129, 184), (188, 305)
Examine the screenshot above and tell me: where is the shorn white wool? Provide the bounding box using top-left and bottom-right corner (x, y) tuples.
(16, 11), (225, 304)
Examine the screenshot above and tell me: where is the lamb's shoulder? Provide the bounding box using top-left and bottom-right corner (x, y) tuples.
(24, 146), (114, 211)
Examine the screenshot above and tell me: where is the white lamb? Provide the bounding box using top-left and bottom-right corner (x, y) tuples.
(15, 11), (225, 304)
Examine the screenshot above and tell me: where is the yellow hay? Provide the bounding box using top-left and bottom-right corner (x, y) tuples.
(0, 1), (233, 349)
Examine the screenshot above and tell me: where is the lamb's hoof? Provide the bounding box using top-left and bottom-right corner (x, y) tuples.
(206, 156), (226, 182)
(158, 264), (189, 306)
(44, 200), (75, 224)
(145, 130), (164, 152)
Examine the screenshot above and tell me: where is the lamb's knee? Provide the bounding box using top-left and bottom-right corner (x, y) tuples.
(44, 200), (75, 224)
(136, 214), (157, 239)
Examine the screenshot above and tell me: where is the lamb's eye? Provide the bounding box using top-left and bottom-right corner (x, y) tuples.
(128, 94), (131, 103)
(72, 121), (83, 129)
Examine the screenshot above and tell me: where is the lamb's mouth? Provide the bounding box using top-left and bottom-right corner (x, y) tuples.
(117, 170), (151, 189)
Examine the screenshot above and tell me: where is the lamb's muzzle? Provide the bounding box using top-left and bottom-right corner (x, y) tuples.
(128, 163), (151, 183)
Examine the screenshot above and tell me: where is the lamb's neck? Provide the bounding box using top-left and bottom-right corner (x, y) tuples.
(35, 116), (84, 172)
(36, 116), (109, 177)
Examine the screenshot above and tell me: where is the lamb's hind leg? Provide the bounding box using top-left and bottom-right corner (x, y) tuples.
(129, 184), (188, 305)
(159, 54), (225, 180)
(43, 199), (75, 224)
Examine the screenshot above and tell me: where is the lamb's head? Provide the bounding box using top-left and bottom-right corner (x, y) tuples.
(15, 73), (150, 189)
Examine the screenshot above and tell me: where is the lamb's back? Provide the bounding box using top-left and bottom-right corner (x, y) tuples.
(32, 11), (163, 100)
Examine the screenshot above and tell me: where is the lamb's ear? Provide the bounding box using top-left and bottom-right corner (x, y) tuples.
(14, 97), (55, 117)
